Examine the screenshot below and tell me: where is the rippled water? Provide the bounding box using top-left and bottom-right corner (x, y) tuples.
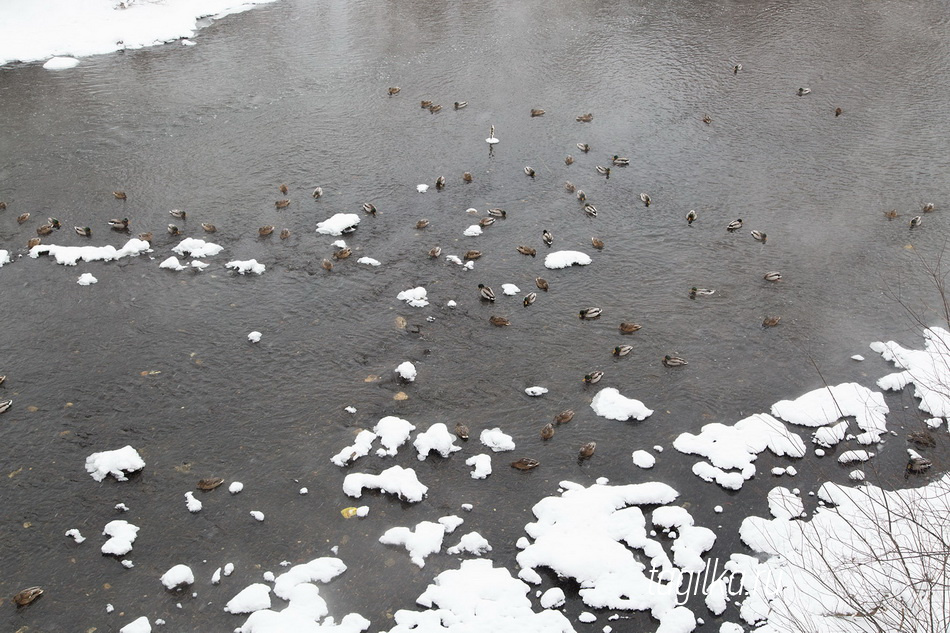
(2, 0), (949, 630)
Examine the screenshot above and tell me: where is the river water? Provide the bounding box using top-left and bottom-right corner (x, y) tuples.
(1, 0), (949, 630)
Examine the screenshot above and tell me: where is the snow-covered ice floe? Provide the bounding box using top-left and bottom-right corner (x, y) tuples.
(770, 381), (888, 443)
(397, 287), (428, 307)
(30, 238), (151, 266)
(172, 238), (222, 258)
(872, 326), (950, 417)
(316, 213), (360, 236)
(590, 387), (653, 421)
(226, 259), (265, 275)
(343, 465), (428, 502)
(543, 250), (592, 269)
(85, 445), (145, 482)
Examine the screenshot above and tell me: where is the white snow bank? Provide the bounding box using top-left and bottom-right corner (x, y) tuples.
(43, 56), (79, 69)
(873, 327), (950, 417)
(343, 465), (428, 502)
(226, 259), (265, 275)
(31, 238), (150, 266)
(590, 387), (654, 421)
(85, 445), (145, 482)
(397, 287), (428, 307)
(544, 251), (592, 269)
(771, 382), (888, 443)
(316, 213), (360, 236)
(160, 564), (194, 589)
(173, 238), (223, 258)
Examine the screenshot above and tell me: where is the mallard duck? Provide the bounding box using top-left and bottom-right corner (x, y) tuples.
(454, 101), (467, 109)
(727, 218), (743, 232)
(565, 155), (574, 165)
(517, 245), (537, 257)
(907, 431), (936, 447)
(578, 442), (596, 459)
(612, 155), (630, 166)
(279, 228), (291, 240)
(362, 202), (377, 215)
(0, 201), (6, 209)
(479, 217), (494, 228)
(580, 307), (603, 319)
(489, 315), (510, 327)
(798, 87), (811, 96)
(733, 64), (742, 74)
(487, 208), (506, 218)
(554, 409), (574, 424)
(564, 181), (576, 193)
(258, 225), (274, 237)
(577, 143), (591, 152)
(137, 232), (152, 243)
(312, 187), (323, 199)
(762, 316), (782, 327)
(835, 107), (842, 117)
(764, 271), (783, 282)
(16, 213), (30, 224)
(478, 284), (496, 301)
(169, 209), (186, 219)
(197, 477), (224, 491)
(36, 223), (53, 236)
(751, 230), (767, 242)
(686, 210), (697, 225)
(421, 100), (433, 108)
(883, 210), (899, 220)
(923, 203), (935, 213)
(275, 199), (290, 209)
(201, 223), (216, 233)
(279, 184), (288, 194)
(27, 237), (41, 248)
(910, 215), (922, 228)
(0, 375), (5, 386)
(530, 108), (545, 117)
(75, 226), (91, 237)
(541, 423), (554, 440)
(428, 104), (442, 113)
(113, 191), (127, 200)
(462, 172), (473, 183)
(576, 190), (587, 201)
(576, 113), (593, 122)
(689, 287), (716, 298)
(584, 371), (604, 384)
(0, 399), (12, 414)
(663, 355), (688, 367)
(416, 219), (430, 230)
(511, 458), (539, 470)
(454, 422), (470, 440)
(321, 258), (333, 271)
(47, 217), (61, 230)
(12, 586), (43, 607)
(523, 292), (537, 307)
(524, 166), (536, 178)
(907, 456), (932, 473)
(536, 277), (549, 291)
(388, 86), (400, 96)
(464, 250), (482, 260)
(333, 247), (352, 260)
(702, 114), (712, 124)
(640, 193), (651, 207)
(619, 322), (641, 333)
(613, 345), (633, 357)
(168, 224), (182, 235)
(435, 176), (446, 190)
(542, 229), (553, 246)
(428, 246), (442, 258)
(584, 204), (597, 217)
(596, 166), (610, 178)
(108, 218), (129, 230)
(591, 237), (604, 249)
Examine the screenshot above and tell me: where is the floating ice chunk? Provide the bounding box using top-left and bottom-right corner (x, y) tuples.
(771, 382), (888, 442)
(380, 521), (446, 568)
(719, 624), (743, 633)
(445, 255), (463, 265)
(692, 461), (747, 490)
(767, 487), (804, 520)
(926, 417), (943, 429)
(466, 454), (492, 479)
(838, 450), (874, 463)
(396, 361), (417, 381)
(525, 386), (548, 396)
(102, 520), (139, 556)
(85, 445), (145, 482)
(479, 427), (515, 452)
(332, 240), (347, 248)
(812, 420), (848, 447)
(358, 257), (381, 266)
(65, 528), (85, 543)
(247, 331), (262, 343)
(345, 406), (357, 414)
(540, 587), (566, 608)
(161, 564), (194, 590)
(273, 557), (347, 600)
(873, 327), (950, 417)
(413, 423), (461, 461)
(212, 568), (222, 584)
(397, 287), (429, 307)
(250, 510), (265, 521)
(502, 283), (520, 295)
(31, 238), (151, 266)
(544, 250), (592, 269)
(705, 578), (728, 615)
(77, 272), (97, 285)
(439, 515), (464, 534)
(632, 450), (655, 468)
(0, 250), (9, 266)
(159, 256), (186, 271)
(331, 429), (377, 466)
(591, 387), (654, 421)
(343, 465), (428, 502)
(579, 612), (597, 623)
(226, 259), (265, 275)
(172, 238), (222, 258)
(44, 57), (80, 70)
(852, 354), (865, 361)
(373, 416), (416, 456)
(417, 184), (429, 193)
(224, 583), (271, 614)
(184, 492), (202, 513)
(463, 225), (482, 236)
(119, 616), (151, 633)
(181, 39), (195, 46)
(849, 469), (865, 481)
(447, 300), (457, 307)
(316, 213), (360, 235)
(229, 482), (243, 494)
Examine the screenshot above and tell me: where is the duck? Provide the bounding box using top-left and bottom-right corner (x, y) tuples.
(489, 315), (510, 327)
(362, 202), (377, 215)
(591, 237), (604, 249)
(584, 204), (597, 217)
(388, 86), (400, 96)
(435, 176), (446, 190)
(564, 181), (576, 193)
(910, 215), (922, 228)
(428, 104), (442, 113)
(36, 223), (53, 236)
(75, 226), (92, 237)
(0, 399), (12, 414)
(258, 225), (274, 237)
(463, 172), (473, 183)
(578, 442), (596, 459)
(197, 477), (225, 491)
(279, 228), (291, 239)
(421, 100), (433, 109)
(454, 101), (468, 109)
(640, 193), (651, 207)
(464, 250), (482, 260)
(596, 166), (610, 178)
(762, 316), (782, 327)
(275, 199), (290, 209)
(733, 64), (742, 74)
(542, 229), (553, 246)
(798, 87), (811, 96)
(333, 247), (352, 260)
(726, 218), (743, 232)
(27, 237), (41, 248)
(530, 108), (545, 117)
(907, 456), (932, 473)
(137, 232), (153, 243)
(576, 113), (593, 122)
(479, 217), (494, 228)
(312, 187), (324, 199)
(517, 245), (537, 257)
(686, 210), (697, 225)
(611, 155), (630, 166)
(835, 107), (842, 117)
(0, 375), (5, 386)
(322, 258), (333, 271)
(613, 345), (634, 357)
(487, 208), (506, 218)
(923, 203), (935, 213)
(523, 292), (537, 307)
(511, 458), (539, 470)
(577, 143), (591, 153)
(883, 210), (899, 220)
(201, 223), (216, 233)
(579, 307), (602, 319)
(278, 184), (288, 194)
(907, 430), (936, 447)
(47, 217), (61, 230)
(554, 409), (574, 424)
(169, 209), (186, 219)
(416, 219), (430, 230)
(619, 322), (642, 333)
(576, 190), (587, 201)
(584, 371), (604, 384)
(541, 423), (555, 440)
(702, 114), (712, 124)
(565, 155), (574, 165)
(524, 166), (536, 178)
(0, 201), (5, 209)
(751, 230), (767, 242)
(454, 423), (470, 440)
(113, 191), (127, 200)
(689, 287), (716, 298)
(167, 224), (182, 235)
(16, 213), (30, 224)
(536, 277), (549, 291)
(478, 284), (496, 301)
(663, 355), (688, 367)
(427, 246), (442, 258)
(12, 586), (43, 607)
(764, 271), (783, 282)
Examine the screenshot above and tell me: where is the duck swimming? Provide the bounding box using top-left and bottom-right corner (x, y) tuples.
(523, 292), (537, 307)
(542, 230), (553, 246)
(576, 113), (593, 122)
(478, 284), (496, 301)
(686, 210), (697, 225)
(663, 355), (688, 367)
(489, 316), (510, 327)
(530, 108), (545, 117)
(727, 218), (743, 232)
